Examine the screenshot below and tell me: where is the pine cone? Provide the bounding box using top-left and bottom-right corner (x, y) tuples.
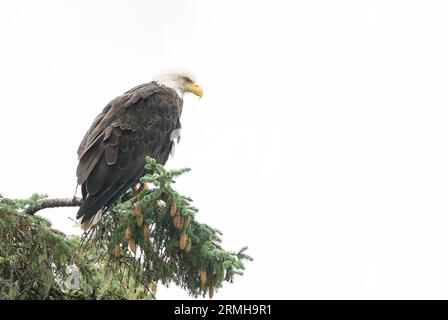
(179, 233), (188, 250)
(134, 203), (143, 227)
(183, 216), (191, 229)
(184, 238), (192, 253)
(208, 286), (214, 299)
(207, 275), (214, 287)
(143, 224), (151, 240)
(125, 224), (132, 241)
(133, 203), (142, 216)
(178, 216), (184, 229)
(170, 202), (177, 217)
(129, 239), (137, 254)
(200, 270), (207, 289)
(173, 214), (182, 229)
(136, 215), (143, 227)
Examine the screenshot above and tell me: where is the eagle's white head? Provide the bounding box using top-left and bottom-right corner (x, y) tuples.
(153, 71), (203, 99)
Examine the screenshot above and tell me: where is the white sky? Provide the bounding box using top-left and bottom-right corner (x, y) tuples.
(1, 0), (448, 299)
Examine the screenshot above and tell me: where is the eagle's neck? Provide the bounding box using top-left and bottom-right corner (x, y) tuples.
(154, 79), (185, 98)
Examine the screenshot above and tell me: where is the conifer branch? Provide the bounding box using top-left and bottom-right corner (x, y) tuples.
(0, 157), (252, 299)
(23, 197), (82, 215)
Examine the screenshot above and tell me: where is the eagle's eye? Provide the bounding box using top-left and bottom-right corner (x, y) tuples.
(182, 77), (194, 85)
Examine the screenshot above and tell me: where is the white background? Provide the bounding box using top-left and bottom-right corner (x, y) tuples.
(1, 0), (448, 299)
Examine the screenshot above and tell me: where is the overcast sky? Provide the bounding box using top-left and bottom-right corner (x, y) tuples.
(1, 0), (448, 299)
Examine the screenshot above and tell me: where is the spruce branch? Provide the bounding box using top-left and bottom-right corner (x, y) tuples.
(23, 197), (82, 215)
(75, 156), (252, 298)
(0, 157), (252, 299)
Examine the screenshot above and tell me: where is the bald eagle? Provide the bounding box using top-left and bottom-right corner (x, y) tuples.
(75, 72), (203, 229)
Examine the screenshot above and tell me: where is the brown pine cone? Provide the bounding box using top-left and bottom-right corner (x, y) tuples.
(170, 202), (177, 217)
(173, 214), (183, 229)
(208, 286), (214, 299)
(200, 270), (207, 289)
(133, 203), (142, 216)
(129, 239), (137, 254)
(134, 203), (144, 227)
(143, 224), (151, 240)
(179, 233), (188, 250)
(125, 224), (132, 241)
(183, 216), (191, 229)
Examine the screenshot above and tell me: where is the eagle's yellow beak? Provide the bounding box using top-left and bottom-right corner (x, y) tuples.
(185, 82), (203, 98)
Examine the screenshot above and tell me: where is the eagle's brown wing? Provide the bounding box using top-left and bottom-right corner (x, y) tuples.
(76, 82), (182, 225)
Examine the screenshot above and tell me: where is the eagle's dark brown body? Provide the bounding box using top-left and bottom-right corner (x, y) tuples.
(76, 82), (183, 225)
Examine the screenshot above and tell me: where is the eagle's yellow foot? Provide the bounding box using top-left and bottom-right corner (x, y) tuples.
(132, 183), (148, 196)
